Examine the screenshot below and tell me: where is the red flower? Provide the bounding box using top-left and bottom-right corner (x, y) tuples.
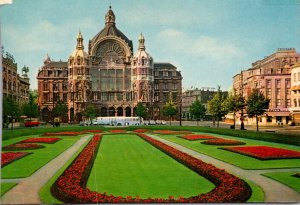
(21, 137), (61, 144)
(1, 152), (32, 167)
(2, 143), (45, 151)
(181, 134), (218, 141)
(221, 146), (300, 160)
(110, 130), (127, 133)
(132, 129), (149, 133)
(201, 139), (246, 145)
(153, 130), (193, 135)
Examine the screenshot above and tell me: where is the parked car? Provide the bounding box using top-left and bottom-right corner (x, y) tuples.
(79, 121), (91, 126)
(149, 120), (156, 125)
(161, 120), (167, 125)
(24, 121), (40, 127)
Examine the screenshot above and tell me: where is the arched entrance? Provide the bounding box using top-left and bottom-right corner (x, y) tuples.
(108, 107), (115, 116)
(125, 107), (131, 117)
(41, 108), (50, 123)
(101, 107), (108, 117)
(117, 107), (123, 116)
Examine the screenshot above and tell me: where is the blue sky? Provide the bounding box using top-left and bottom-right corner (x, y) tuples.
(1, 0), (299, 90)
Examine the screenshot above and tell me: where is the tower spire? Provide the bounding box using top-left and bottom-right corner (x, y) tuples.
(76, 31), (84, 49)
(138, 33), (145, 51)
(105, 5), (115, 24)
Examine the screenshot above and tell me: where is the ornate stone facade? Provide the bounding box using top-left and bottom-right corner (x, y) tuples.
(2, 51), (30, 103)
(290, 63), (300, 124)
(37, 7), (182, 122)
(233, 48), (300, 125)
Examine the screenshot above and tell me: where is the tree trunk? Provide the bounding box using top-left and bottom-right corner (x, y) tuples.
(169, 115), (171, 126)
(256, 115), (259, 132)
(139, 117), (141, 125)
(233, 111), (236, 129)
(30, 117), (32, 129)
(217, 117), (219, 128)
(197, 119), (199, 126)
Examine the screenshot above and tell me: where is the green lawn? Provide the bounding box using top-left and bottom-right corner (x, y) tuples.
(156, 133), (300, 170)
(244, 180), (265, 202)
(39, 136), (91, 204)
(1, 135), (84, 178)
(87, 134), (215, 199)
(262, 171), (300, 193)
(1, 183), (17, 197)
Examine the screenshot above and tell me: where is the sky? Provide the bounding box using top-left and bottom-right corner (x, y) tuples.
(1, 0), (300, 91)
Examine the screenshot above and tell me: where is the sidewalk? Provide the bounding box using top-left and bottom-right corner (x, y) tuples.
(148, 134), (300, 202)
(1, 135), (91, 204)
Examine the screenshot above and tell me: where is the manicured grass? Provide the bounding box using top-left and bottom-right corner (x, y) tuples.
(1, 183), (17, 197)
(157, 133), (300, 169)
(244, 180), (265, 202)
(87, 134), (215, 199)
(1, 135), (84, 178)
(128, 125), (300, 146)
(262, 171), (300, 193)
(39, 136), (91, 204)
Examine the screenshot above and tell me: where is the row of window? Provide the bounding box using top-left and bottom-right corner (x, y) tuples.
(293, 72), (300, 82)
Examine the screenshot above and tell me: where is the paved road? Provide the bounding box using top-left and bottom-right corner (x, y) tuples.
(147, 134), (300, 203)
(1, 135), (91, 205)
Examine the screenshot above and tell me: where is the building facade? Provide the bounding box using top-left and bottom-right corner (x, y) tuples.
(2, 51), (30, 103)
(37, 55), (68, 122)
(290, 63), (300, 124)
(37, 7), (182, 122)
(233, 48), (300, 125)
(182, 88), (228, 120)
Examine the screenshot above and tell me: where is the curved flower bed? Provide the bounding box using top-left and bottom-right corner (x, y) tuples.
(110, 130), (127, 133)
(43, 131), (87, 136)
(51, 133), (251, 203)
(132, 129), (149, 133)
(201, 139), (246, 146)
(180, 134), (218, 141)
(1, 152), (32, 167)
(221, 146), (300, 160)
(21, 137), (61, 144)
(2, 143), (45, 151)
(153, 130), (193, 135)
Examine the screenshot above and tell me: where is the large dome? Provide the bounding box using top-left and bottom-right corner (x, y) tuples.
(89, 7), (132, 52)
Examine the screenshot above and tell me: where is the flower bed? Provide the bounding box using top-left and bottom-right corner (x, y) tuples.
(221, 146), (300, 160)
(1, 152), (32, 167)
(43, 131), (87, 136)
(152, 130), (193, 135)
(20, 137), (61, 144)
(110, 130), (127, 133)
(51, 133), (251, 203)
(132, 129), (149, 133)
(86, 130), (103, 133)
(2, 143), (45, 151)
(180, 134), (218, 141)
(201, 139), (246, 146)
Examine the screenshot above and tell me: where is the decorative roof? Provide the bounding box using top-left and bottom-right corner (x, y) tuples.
(71, 31), (88, 59)
(134, 33), (152, 59)
(90, 6), (132, 51)
(154, 62), (177, 70)
(44, 61), (68, 68)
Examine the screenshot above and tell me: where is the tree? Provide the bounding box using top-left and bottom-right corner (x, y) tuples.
(135, 102), (147, 125)
(223, 92), (245, 129)
(83, 104), (99, 125)
(162, 100), (177, 126)
(3, 96), (20, 130)
(22, 93), (39, 127)
(189, 99), (206, 126)
(52, 100), (68, 123)
(246, 88), (269, 132)
(207, 86), (227, 128)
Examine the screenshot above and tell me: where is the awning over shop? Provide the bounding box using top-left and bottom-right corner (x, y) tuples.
(266, 111), (290, 117)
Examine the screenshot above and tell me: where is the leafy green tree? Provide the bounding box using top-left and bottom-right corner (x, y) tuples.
(83, 104), (99, 125)
(22, 93), (39, 127)
(52, 100), (68, 122)
(3, 96), (20, 129)
(162, 100), (177, 126)
(135, 102), (147, 125)
(189, 99), (206, 126)
(223, 92), (245, 129)
(246, 88), (269, 132)
(207, 86), (227, 128)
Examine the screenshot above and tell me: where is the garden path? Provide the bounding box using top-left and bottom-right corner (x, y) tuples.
(148, 134), (300, 203)
(1, 135), (91, 205)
